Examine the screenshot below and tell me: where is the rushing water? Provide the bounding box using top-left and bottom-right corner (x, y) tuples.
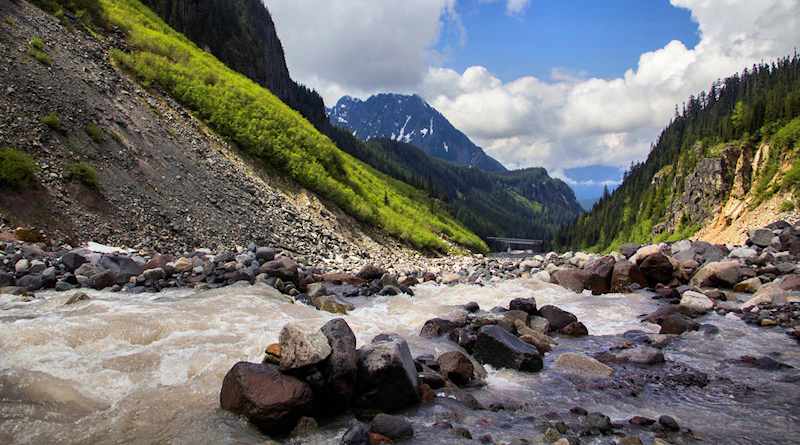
(1, 279), (798, 444)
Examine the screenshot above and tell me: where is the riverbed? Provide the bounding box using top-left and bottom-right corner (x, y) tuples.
(1, 279), (798, 444)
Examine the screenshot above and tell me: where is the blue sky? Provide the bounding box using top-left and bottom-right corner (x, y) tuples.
(436, 0), (701, 84)
(266, 0), (799, 200)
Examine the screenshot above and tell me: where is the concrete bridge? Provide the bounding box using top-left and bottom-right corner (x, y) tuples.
(486, 237), (543, 252)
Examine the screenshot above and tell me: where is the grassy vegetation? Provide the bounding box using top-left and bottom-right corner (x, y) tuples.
(28, 38), (52, 66)
(86, 124), (104, 142)
(41, 114), (60, 128)
(101, 0), (486, 253)
(68, 162), (100, 188)
(0, 147), (39, 190)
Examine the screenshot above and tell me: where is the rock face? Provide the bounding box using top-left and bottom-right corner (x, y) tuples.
(219, 362), (312, 435)
(472, 325), (543, 372)
(355, 333), (421, 412)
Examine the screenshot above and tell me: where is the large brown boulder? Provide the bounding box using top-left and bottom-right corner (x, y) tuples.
(611, 260), (647, 291)
(552, 269), (591, 293)
(437, 351), (474, 385)
(316, 318), (358, 414)
(638, 252), (674, 286)
(585, 255), (616, 295)
(220, 362), (312, 435)
(539, 305), (578, 332)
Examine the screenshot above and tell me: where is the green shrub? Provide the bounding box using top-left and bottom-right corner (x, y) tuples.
(86, 124), (104, 143)
(68, 162), (100, 188)
(41, 114), (60, 128)
(779, 200), (795, 212)
(0, 147), (39, 189)
(110, 131), (123, 142)
(29, 38), (44, 49)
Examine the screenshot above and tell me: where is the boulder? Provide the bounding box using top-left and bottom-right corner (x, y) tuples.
(306, 282), (328, 298)
(313, 295), (354, 314)
(341, 421), (371, 445)
(539, 305), (578, 332)
(355, 333), (420, 412)
(638, 253), (674, 286)
(528, 316), (550, 334)
(508, 297), (538, 315)
(0, 272), (15, 287)
(316, 318), (358, 413)
(678, 291), (714, 316)
(552, 269), (591, 293)
(17, 274), (43, 292)
(141, 254), (173, 271)
(585, 255), (616, 295)
(611, 260), (647, 291)
(262, 257), (299, 283)
(370, 414), (414, 441)
(619, 243), (643, 259)
(219, 362), (312, 435)
(279, 323), (332, 372)
(437, 351), (474, 385)
(587, 412), (613, 435)
(502, 309), (529, 326)
(560, 321), (588, 337)
(420, 318), (462, 337)
(551, 353), (615, 377)
(356, 264), (386, 280)
(172, 257), (194, 274)
(779, 274), (800, 292)
(99, 254), (141, 284)
(657, 314), (700, 335)
(321, 273), (368, 285)
(748, 228), (775, 247)
(472, 325), (543, 372)
(61, 251), (88, 272)
(255, 246), (276, 262)
(90, 269), (117, 289)
(733, 277), (762, 293)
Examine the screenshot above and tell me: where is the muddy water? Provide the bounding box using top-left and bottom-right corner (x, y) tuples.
(0, 279), (798, 444)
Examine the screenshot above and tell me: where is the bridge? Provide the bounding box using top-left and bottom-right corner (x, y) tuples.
(486, 237), (543, 252)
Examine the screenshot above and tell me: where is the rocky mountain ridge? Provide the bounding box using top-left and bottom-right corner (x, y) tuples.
(0, 0), (435, 268)
(328, 93), (507, 172)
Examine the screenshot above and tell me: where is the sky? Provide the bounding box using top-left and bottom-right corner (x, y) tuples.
(263, 0), (800, 199)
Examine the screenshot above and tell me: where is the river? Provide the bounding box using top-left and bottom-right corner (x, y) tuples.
(1, 279), (798, 444)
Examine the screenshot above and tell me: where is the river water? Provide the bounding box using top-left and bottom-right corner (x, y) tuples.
(1, 279), (798, 444)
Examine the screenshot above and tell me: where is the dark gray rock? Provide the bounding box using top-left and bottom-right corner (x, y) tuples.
(90, 269), (117, 289)
(61, 251), (87, 272)
(586, 412), (613, 435)
(255, 246), (276, 262)
(0, 272), (15, 288)
(619, 243), (643, 259)
(748, 228), (775, 248)
(279, 323), (332, 372)
(355, 333), (420, 412)
(473, 325), (542, 372)
(508, 297), (538, 315)
(340, 421), (370, 445)
(658, 313), (700, 335)
(261, 257), (299, 283)
(420, 318), (462, 337)
(437, 387), (485, 410)
(17, 273), (43, 291)
(658, 415), (680, 431)
(638, 252), (674, 285)
(356, 264), (385, 280)
(370, 413), (414, 441)
(219, 362), (312, 435)
(539, 305), (578, 332)
(100, 254), (141, 284)
(317, 318), (358, 413)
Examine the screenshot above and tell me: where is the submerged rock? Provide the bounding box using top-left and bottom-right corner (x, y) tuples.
(552, 353), (615, 377)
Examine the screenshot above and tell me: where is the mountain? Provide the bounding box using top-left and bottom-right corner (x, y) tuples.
(328, 94), (507, 172)
(1, 0), (487, 254)
(554, 56), (800, 252)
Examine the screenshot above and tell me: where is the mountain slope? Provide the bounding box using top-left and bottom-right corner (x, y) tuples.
(0, 0), (487, 254)
(329, 94), (507, 172)
(341, 137), (582, 246)
(554, 57), (800, 252)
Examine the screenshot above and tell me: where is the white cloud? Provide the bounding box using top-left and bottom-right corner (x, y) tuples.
(265, 0), (799, 174)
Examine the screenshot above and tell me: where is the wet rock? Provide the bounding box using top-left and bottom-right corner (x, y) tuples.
(586, 412), (612, 435)
(341, 421), (371, 445)
(678, 290), (714, 316)
(100, 254), (141, 284)
(437, 351), (474, 385)
(0, 273), (15, 288)
(317, 318), (358, 413)
(552, 353), (615, 377)
(585, 255), (615, 295)
(219, 362), (312, 435)
(448, 328), (476, 352)
(502, 309), (529, 325)
(454, 426), (473, 439)
(279, 323), (332, 372)
(437, 387), (485, 410)
(356, 264), (386, 280)
(638, 253), (674, 286)
(263, 343), (281, 365)
(608, 346), (664, 365)
(306, 282), (328, 298)
(355, 333), (420, 412)
(473, 325), (543, 372)
(560, 321), (588, 337)
(17, 274), (43, 291)
(509, 297), (538, 315)
(420, 318), (462, 337)
(611, 260), (647, 292)
(539, 305), (578, 332)
(528, 315), (551, 334)
(657, 313), (700, 335)
(65, 292), (89, 305)
(90, 269), (117, 289)
(313, 295), (355, 314)
(370, 413), (413, 441)
(464, 301), (480, 313)
(618, 436), (644, 445)
(628, 416), (656, 426)
(262, 257), (299, 283)
(552, 269), (591, 293)
(658, 415), (680, 431)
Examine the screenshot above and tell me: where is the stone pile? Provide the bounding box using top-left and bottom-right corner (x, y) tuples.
(221, 318), (420, 437)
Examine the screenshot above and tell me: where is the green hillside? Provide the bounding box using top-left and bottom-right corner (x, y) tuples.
(554, 56), (800, 252)
(35, 0), (487, 253)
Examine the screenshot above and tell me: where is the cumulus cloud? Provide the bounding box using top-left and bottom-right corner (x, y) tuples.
(420, 0), (799, 172)
(266, 0), (798, 174)
(265, 0), (460, 99)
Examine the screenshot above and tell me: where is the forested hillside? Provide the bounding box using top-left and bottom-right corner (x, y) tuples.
(554, 55), (800, 252)
(337, 137), (582, 247)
